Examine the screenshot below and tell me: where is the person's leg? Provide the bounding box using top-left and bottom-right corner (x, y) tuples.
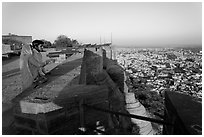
(39, 68), (46, 76)
(42, 67), (46, 74)
(39, 68), (48, 83)
(33, 68), (48, 86)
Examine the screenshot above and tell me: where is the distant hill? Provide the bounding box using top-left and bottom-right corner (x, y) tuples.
(114, 45), (202, 50)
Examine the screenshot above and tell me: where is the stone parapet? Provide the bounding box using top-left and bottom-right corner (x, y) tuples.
(164, 90), (202, 135)
(13, 48), (154, 135)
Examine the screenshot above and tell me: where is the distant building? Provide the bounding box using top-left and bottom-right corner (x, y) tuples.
(2, 33), (32, 44)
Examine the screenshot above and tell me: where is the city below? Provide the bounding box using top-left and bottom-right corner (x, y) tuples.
(116, 47), (202, 99)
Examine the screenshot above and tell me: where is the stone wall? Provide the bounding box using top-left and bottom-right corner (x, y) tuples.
(164, 90), (202, 135)
(2, 35), (32, 44)
(14, 47), (154, 135)
(79, 47), (154, 134)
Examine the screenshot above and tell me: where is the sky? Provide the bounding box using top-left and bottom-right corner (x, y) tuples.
(2, 2), (202, 47)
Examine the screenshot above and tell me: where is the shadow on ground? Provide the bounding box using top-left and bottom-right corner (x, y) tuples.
(2, 54), (19, 66)
(11, 57), (82, 104)
(3, 57), (82, 135)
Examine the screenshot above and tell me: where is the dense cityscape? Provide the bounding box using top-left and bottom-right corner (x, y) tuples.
(116, 47), (202, 118)
(2, 2), (202, 135)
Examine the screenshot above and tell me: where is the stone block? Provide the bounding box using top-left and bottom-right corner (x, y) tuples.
(14, 107), (80, 134)
(164, 91), (202, 135)
(79, 49), (103, 85)
(106, 59), (124, 93)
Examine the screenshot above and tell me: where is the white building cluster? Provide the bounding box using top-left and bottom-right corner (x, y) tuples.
(116, 47), (202, 99)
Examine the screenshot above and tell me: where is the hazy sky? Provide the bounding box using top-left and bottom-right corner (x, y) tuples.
(2, 2), (202, 47)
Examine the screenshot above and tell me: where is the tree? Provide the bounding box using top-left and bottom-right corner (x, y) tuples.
(54, 35), (72, 50)
(71, 39), (79, 47)
(45, 41), (52, 48)
(41, 39), (52, 48)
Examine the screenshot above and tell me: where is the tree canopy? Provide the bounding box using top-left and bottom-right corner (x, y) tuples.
(54, 35), (72, 49)
(41, 39), (52, 48)
(53, 35), (80, 50)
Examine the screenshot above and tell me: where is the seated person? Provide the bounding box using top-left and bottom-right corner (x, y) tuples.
(31, 40), (54, 84)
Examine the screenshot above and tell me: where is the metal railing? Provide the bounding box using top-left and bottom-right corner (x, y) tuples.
(78, 102), (173, 134)
(82, 104), (173, 126)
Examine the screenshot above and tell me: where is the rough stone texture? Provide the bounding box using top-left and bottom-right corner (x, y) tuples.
(54, 85), (109, 107)
(12, 54), (83, 115)
(112, 48), (116, 60)
(95, 70), (125, 110)
(11, 49), (157, 134)
(79, 50), (87, 84)
(95, 70), (132, 131)
(17, 65), (81, 114)
(13, 105), (80, 134)
(12, 50), (109, 134)
(79, 48), (103, 85)
(14, 84), (110, 134)
(123, 71), (129, 94)
(19, 101), (62, 114)
(23, 66), (81, 103)
(102, 49), (107, 69)
(102, 46), (112, 59)
(164, 91), (202, 135)
(106, 58), (125, 93)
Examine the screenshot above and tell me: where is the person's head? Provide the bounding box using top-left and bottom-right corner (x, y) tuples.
(32, 40), (44, 52)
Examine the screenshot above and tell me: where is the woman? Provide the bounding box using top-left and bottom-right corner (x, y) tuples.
(20, 44), (41, 90)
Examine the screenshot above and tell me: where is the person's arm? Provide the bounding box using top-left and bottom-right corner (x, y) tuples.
(44, 59), (55, 65)
(28, 55), (44, 67)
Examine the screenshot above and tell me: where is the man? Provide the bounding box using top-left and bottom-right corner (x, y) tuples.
(32, 40), (46, 75)
(31, 40), (53, 84)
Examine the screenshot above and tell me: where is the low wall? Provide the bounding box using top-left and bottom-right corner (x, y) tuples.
(79, 47), (153, 134)
(164, 90), (202, 135)
(13, 47), (154, 135)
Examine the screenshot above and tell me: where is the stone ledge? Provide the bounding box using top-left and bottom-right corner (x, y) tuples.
(164, 91), (202, 135)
